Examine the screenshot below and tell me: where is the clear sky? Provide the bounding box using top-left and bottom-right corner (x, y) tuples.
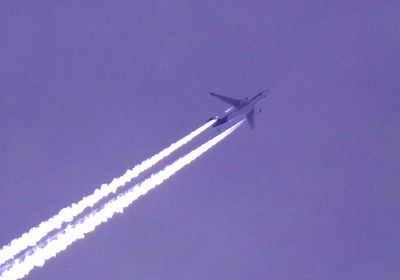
(1, 1), (399, 279)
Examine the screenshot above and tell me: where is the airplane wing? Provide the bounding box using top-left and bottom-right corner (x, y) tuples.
(210, 93), (241, 108)
(246, 109), (255, 130)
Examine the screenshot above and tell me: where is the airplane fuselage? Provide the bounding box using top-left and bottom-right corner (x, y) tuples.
(211, 90), (268, 128)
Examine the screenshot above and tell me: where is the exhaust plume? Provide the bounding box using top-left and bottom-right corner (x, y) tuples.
(0, 120), (243, 280)
(0, 120), (215, 266)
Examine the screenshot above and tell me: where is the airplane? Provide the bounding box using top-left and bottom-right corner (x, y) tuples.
(209, 89), (269, 129)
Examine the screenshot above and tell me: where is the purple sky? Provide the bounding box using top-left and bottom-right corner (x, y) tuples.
(1, 1), (399, 279)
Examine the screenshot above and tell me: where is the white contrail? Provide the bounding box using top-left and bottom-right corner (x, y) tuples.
(0, 120), (215, 266)
(0, 120), (243, 280)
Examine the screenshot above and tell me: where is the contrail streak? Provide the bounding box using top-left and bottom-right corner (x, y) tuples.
(0, 120), (243, 280)
(0, 120), (215, 266)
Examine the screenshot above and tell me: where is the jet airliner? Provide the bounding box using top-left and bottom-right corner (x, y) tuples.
(209, 89), (269, 129)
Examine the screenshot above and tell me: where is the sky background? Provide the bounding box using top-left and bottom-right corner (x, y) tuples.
(1, 1), (400, 279)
